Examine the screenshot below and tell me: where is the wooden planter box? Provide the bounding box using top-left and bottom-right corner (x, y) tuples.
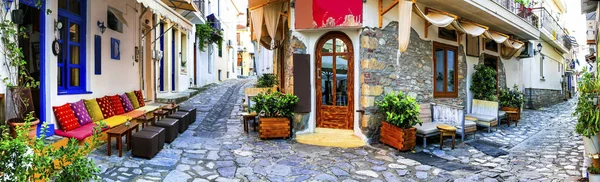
(501, 107), (521, 120)
(380, 122), (416, 151)
(259, 117), (290, 139)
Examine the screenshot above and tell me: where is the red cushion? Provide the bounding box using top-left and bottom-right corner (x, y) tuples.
(108, 95), (126, 115)
(134, 90), (145, 107)
(52, 103), (80, 132)
(97, 97), (115, 118)
(54, 123), (109, 140)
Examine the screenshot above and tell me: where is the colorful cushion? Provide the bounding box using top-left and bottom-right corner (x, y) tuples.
(52, 103), (80, 132)
(97, 96), (115, 119)
(119, 94), (134, 112)
(126, 92), (140, 109)
(109, 95), (126, 115)
(101, 115), (128, 128)
(84, 99), (104, 122)
(54, 123), (109, 141)
(134, 90), (145, 107)
(69, 100), (92, 125)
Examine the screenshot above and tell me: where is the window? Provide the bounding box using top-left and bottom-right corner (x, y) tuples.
(438, 27), (457, 42)
(218, 69), (222, 81)
(208, 46), (213, 73)
(540, 56), (545, 80)
(433, 42), (458, 98)
(107, 7), (123, 33)
(58, 0), (87, 94)
(484, 38), (498, 52)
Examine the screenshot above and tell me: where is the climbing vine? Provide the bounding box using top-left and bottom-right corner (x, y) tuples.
(195, 23), (222, 51)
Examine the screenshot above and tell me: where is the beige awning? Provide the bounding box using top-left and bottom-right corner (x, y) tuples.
(108, 6), (128, 27)
(413, 5), (456, 27)
(249, 0), (288, 49)
(136, 0), (193, 31)
(161, 0), (198, 11)
(452, 20), (488, 37)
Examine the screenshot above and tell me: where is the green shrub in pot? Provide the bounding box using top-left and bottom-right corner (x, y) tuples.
(376, 91), (422, 128)
(499, 85), (525, 109)
(250, 91), (298, 118)
(256, 74), (279, 88)
(470, 64), (498, 101)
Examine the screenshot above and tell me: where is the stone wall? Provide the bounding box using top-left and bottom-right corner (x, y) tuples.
(524, 88), (564, 109)
(359, 22), (467, 143)
(288, 34), (310, 133)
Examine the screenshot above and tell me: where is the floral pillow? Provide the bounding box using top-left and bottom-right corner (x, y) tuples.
(134, 90), (145, 107)
(52, 103), (80, 131)
(69, 100), (92, 125)
(120, 94), (134, 112)
(96, 96), (115, 118)
(109, 95), (126, 115)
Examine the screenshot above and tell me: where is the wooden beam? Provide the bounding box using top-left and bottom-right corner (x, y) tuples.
(424, 22), (431, 38)
(379, 0), (399, 28)
(249, 0), (286, 10)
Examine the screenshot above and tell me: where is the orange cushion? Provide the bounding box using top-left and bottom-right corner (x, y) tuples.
(52, 103), (80, 132)
(109, 95), (126, 115)
(96, 97), (115, 118)
(134, 90), (145, 107)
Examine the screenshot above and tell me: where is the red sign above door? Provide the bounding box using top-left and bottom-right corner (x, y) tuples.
(295, 0), (362, 29)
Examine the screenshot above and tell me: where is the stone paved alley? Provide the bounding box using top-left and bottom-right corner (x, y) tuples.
(90, 79), (584, 182)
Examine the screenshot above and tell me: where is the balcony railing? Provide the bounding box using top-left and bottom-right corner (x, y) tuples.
(537, 7), (572, 50)
(491, 0), (538, 27)
(193, 0), (205, 16)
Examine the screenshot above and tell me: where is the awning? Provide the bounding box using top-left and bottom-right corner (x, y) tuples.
(249, 0), (288, 49)
(161, 0), (198, 11)
(136, 0), (193, 31)
(452, 20), (488, 37)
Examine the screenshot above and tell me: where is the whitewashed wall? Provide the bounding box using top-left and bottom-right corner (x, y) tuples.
(48, 0), (141, 128)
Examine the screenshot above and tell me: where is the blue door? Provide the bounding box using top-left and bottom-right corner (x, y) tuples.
(159, 23), (164, 91)
(171, 30), (175, 91)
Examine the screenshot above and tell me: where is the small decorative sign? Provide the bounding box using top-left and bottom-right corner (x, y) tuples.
(111, 38), (120, 60)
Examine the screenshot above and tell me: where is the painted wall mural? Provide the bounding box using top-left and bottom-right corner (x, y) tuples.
(295, 0), (362, 29)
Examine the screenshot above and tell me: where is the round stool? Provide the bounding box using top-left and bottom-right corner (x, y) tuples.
(436, 124), (457, 150)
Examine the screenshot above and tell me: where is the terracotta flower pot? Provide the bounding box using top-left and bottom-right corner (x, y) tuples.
(380, 122), (417, 151)
(7, 118), (40, 139)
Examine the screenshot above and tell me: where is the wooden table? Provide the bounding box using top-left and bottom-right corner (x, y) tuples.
(135, 114), (155, 128)
(505, 111), (519, 127)
(241, 112), (258, 134)
(163, 104), (179, 115)
(153, 110), (168, 121)
(106, 122), (139, 157)
(437, 124), (457, 150)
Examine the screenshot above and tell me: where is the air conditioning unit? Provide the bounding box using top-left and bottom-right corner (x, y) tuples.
(518, 42), (534, 58)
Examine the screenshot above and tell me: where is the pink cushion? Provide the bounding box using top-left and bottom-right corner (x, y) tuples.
(54, 123), (107, 141)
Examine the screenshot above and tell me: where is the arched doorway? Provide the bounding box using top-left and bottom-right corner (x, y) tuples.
(315, 32), (354, 129)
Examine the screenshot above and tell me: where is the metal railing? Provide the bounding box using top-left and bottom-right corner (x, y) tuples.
(193, 0), (205, 16)
(491, 0), (537, 27)
(536, 7), (572, 50)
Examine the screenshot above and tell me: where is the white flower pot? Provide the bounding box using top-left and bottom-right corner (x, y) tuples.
(584, 135), (599, 155)
(590, 173), (600, 182)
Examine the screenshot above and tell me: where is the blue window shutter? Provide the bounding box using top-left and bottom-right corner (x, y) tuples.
(94, 35), (101, 75)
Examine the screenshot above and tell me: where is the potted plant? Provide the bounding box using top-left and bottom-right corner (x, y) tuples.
(0, 1), (40, 138)
(250, 91), (298, 139)
(376, 91), (422, 151)
(499, 85), (525, 119)
(0, 121), (103, 181)
(470, 64), (498, 101)
(574, 68), (600, 172)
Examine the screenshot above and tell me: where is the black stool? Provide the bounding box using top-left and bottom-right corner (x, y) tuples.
(155, 118), (179, 142)
(168, 112), (189, 133)
(142, 126), (165, 150)
(131, 130), (159, 158)
(179, 107), (197, 124)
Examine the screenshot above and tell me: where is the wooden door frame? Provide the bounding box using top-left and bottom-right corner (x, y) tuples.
(315, 31), (354, 129)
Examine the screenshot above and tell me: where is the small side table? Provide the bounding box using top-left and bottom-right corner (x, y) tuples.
(153, 110), (168, 121)
(436, 124), (457, 150)
(106, 123), (140, 157)
(505, 111), (519, 127)
(135, 115), (155, 128)
(241, 112), (258, 133)
(163, 105), (179, 115)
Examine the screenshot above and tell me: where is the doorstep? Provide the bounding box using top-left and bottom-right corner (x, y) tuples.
(295, 128), (365, 148)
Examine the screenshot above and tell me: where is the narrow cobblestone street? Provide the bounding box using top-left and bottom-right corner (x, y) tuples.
(89, 79), (584, 182)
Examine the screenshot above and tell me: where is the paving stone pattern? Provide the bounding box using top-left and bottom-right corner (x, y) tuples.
(90, 79), (583, 182)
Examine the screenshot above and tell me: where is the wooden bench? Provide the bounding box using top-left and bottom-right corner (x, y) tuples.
(414, 102), (473, 147)
(466, 99), (499, 133)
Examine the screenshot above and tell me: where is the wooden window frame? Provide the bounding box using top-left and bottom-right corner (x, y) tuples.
(438, 27), (457, 42)
(433, 42), (459, 98)
(483, 38), (498, 52)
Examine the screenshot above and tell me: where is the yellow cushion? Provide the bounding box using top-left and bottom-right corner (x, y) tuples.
(99, 115), (128, 128)
(126, 92), (140, 109)
(135, 106), (160, 113)
(84, 99), (104, 122)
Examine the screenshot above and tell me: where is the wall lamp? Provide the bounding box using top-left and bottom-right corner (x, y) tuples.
(534, 42), (543, 55)
(97, 21), (107, 34)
